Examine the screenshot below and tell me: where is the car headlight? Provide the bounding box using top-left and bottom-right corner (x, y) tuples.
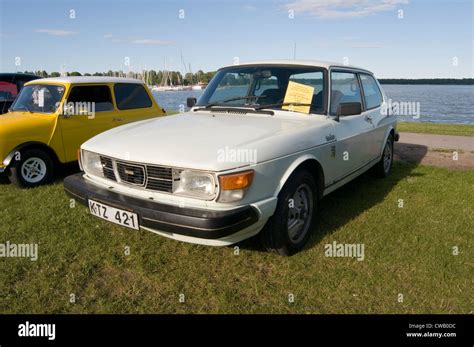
(172, 169), (216, 200)
(81, 150), (104, 178)
(217, 170), (254, 202)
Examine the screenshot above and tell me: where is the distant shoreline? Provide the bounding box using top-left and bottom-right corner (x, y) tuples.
(378, 78), (473, 85)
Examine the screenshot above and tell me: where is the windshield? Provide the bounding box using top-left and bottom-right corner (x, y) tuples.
(10, 84), (65, 113)
(196, 65), (326, 114)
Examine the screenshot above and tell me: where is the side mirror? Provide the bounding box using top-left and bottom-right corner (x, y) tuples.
(336, 102), (362, 121)
(187, 97), (197, 108)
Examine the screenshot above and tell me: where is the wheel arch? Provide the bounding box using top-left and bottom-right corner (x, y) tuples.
(275, 155), (325, 200)
(380, 126), (396, 156)
(3, 141), (60, 168)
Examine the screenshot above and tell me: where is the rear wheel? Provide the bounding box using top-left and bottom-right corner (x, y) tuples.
(373, 134), (394, 178)
(260, 169), (318, 256)
(8, 148), (54, 188)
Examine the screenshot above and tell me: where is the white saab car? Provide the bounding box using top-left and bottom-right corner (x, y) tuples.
(64, 60), (398, 256)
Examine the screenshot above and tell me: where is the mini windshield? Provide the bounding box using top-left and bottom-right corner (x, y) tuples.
(196, 66), (326, 114)
(10, 84), (65, 113)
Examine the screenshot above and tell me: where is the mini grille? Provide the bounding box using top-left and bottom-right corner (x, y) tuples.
(116, 162), (146, 186)
(212, 109), (247, 115)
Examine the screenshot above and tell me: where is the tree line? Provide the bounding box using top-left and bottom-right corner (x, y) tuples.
(21, 70), (217, 86)
(378, 78), (473, 85)
(20, 71), (474, 86)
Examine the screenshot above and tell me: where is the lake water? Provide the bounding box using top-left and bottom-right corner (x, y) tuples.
(152, 84), (474, 124)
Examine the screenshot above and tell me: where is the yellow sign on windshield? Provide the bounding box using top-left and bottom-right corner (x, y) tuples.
(282, 81), (314, 114)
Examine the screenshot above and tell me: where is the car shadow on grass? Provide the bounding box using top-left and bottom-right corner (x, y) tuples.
(238, 144), (428, 254)
(0, 162), (80, 186)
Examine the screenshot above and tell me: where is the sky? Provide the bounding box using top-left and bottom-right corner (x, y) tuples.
(0, 0), (472, 78)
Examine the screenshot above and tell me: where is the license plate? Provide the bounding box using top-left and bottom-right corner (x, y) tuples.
(88, 199), (139, 230)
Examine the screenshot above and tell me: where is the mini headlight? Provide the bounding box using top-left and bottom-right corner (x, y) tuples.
(173, 170), (216, 199)
(82, 150), (104, 178)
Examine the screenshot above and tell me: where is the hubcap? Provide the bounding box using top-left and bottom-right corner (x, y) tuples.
(287, 183), (313, 244)
(383, 142), (392, 173)
(21, 157), (47, 183)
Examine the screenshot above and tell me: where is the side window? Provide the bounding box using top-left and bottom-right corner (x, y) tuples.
(360, 74), (383, 109)
(289, 71), (324, 113)
(114, 83), (152, 110)
(330, 71), (362, 115)
(68, 85), (114, 112)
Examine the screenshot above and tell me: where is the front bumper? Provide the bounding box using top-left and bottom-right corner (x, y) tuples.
(64, 173), (259, 240)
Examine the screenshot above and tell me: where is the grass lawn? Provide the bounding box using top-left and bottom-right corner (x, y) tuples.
(0, 162), (472, 314)
(398, 122), (474, 137)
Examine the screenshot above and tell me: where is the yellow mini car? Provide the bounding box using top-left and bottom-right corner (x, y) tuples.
(0, 76), (165, 187)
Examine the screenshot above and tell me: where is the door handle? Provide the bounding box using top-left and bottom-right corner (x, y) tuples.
(364, 115), (373, 123)
(113, 117), (124, 122)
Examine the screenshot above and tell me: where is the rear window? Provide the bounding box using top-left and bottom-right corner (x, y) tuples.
(114, 83), (152, 110)
(68, 85), (114, 112)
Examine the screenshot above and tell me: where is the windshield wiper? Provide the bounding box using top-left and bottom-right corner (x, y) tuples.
(203, 95), (267, 109)
(255, 102), (313, 111)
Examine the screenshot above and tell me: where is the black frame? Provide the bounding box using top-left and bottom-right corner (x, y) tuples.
(329, 69), (365, 115)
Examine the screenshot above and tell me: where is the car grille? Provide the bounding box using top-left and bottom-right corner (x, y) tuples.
(146, 165), (173, 193)
(99, 156), (173, 193)
(100, 156), (116, 181)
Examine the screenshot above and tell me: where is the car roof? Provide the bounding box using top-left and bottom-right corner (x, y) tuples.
(0, 73), (41, 81)
(26, 76), (144, 85)
(220, 59), (373, 74)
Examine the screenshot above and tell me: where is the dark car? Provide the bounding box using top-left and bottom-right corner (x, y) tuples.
(0, 73), (40, 114)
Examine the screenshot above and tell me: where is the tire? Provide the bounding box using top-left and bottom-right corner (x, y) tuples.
(260, 169), (318, 256)
(8, 148), (54, 188)
(373, 134), (394, 178)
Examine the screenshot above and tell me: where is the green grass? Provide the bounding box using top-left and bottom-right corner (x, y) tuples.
(0, 162), (472, 314)
(398, 122), (474, 136)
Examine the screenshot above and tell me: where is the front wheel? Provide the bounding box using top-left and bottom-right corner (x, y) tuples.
(8, 148), (54, 188)
(260, 169), (318, 256)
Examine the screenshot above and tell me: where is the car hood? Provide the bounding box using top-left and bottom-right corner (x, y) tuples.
(0, 112), (56, 156)
(82, 111), (332, 171)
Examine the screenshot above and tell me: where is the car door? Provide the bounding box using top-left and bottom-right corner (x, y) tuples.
(359, 73), (386, 159)
(330, 70), (374, 177)
(113, 83), (161, 123)
(59, 84), (116, 162)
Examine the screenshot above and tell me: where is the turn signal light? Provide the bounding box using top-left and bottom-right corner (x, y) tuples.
(219, 170), (254, 190)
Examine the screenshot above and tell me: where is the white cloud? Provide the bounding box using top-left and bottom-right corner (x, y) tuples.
(243, 5), (258, 11)
(350, 42), (384, 48)
(285, 0), (408, 18)
(34, 29), (78, 36)
(104, 35), (172, 45)
(130, 38), (172, 45)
